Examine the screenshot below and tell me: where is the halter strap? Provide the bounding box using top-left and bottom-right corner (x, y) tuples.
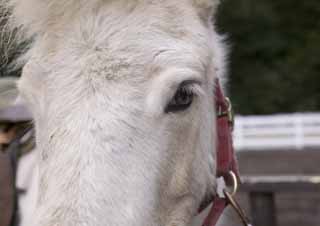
(200, 79), (251, 226)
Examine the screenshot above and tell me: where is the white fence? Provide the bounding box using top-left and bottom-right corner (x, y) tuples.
(233, 113), (320, 151)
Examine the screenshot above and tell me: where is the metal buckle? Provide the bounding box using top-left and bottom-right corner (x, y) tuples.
(222, 171), (252, 226)
(216, 171), (238, 199)
(217, 97), (234, 129)
(228, 171), (238, 196)
(225, 97), (234, 128)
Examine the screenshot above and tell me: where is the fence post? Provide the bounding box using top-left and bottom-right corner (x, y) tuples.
(249, 192), (277, 226)
(234, 116), (244, 150)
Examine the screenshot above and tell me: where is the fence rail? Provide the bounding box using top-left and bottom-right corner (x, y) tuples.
(233, 113), (320, 151)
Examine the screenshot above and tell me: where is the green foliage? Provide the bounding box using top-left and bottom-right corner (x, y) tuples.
(216, 0), (320, 115)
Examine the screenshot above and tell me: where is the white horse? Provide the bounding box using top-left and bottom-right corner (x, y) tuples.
(6, 0), (232, 225)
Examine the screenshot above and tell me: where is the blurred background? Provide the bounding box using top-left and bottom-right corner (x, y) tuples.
(215, 1), (320, 226)
(1, 1), (320, 226)
(217, 0), (320, 115)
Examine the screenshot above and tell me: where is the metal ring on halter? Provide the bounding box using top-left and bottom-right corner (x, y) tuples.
(228, 171), (238, 196)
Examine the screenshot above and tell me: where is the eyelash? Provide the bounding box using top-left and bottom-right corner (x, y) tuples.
(165, 85), (196, 113)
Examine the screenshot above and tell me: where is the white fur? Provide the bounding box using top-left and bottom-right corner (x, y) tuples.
(6, 0), (228, 225)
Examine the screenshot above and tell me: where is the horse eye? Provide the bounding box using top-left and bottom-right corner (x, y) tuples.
(165, 86), (194, 113)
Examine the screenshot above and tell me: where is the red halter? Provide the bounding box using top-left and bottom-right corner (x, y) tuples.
(199, 79), (251, 226)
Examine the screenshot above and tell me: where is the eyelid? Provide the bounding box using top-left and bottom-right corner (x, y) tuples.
(179, 79), (202, 88)
(145, 68), (203, 116)
(177, 80), (203, 97)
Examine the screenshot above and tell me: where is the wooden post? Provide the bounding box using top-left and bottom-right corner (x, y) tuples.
(249, 192), (277, 226)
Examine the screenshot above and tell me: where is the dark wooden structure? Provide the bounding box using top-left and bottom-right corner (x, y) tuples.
(236, 150), (320, 226)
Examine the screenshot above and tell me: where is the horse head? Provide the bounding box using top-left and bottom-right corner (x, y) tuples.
(7, 0), (227, 225)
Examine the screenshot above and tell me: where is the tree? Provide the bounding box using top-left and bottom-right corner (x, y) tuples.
(216, 0), (320, 114)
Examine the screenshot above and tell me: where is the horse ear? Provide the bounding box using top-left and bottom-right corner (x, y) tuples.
(192, 0), (220, 21)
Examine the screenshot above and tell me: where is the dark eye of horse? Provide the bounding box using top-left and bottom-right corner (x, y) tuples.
(165, 86), (194, 113)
